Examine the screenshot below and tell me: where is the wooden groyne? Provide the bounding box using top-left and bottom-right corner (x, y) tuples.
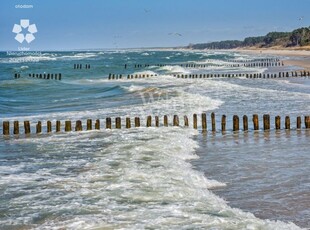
(74, 64), (91, 69)
(107, 71), (310, 80)
(14, 73), (62, 80)
(126, 61), (283, 69)
(2, 114), (310, 137)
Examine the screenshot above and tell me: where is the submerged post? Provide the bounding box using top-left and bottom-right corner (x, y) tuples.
(184, 115), (189, 127)
(233, 115), (239, 131)
(155, 116), (159, 127)
(56, 121), (61, 132)
(263, 114), (270, 130)
(115, 117), (121, 129)
(47, 121), (52, 133)
(305, 116), (310, 129)
(65, 121), (72, 132)
(211, 112), (216, 132)
(164, 115), (168, 127)
(135, 117), (140, 127)
(221, 115), (226, 132)
(173, 115), (179, 126)
(201, 113), (207, 131)
(87, 119), (92, 131)
(95, 119), (100, 130)
(285, 116), (290, 130)
(253, 114), (259, 130)
(243, 115), (248, 131)
(275, 116), (281, 130)
(126, 117), (131, 128)
(24, 121), (31, 134)
(193, 114), (197, 129)
(296, 116), (301, 129)
(14, 121), (19, 135)
(3, 121), (10, 135)
(106, 117), (112, 129)
(146, 116), (152, 127)
(36, 121), (42, 134)
(75, 120), (82, 131)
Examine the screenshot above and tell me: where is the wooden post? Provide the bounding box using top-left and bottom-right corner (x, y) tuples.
(65, 121), (72, 132)
(14, 121), (19, 135)
(115, 117), (121, 129)
(285, 116), (290, 130)
(193, 114), (197, 129)
(87, 119), (92, 130)
(173, 115), (179, 126)
(305, 116), (310, 129)
(135, 117), (140, 127)
(243, 115), (248, 131)
(3, 121), (9, 135)
(56, 121), (61, 132)
(106, 117), (112, 129)
(47, 121), (52, 133)
(263, 114), (270, 130)
(155, 116), (159, 127)
(201, 113), (207, 131)
(126, 117), (131, 128)
(164, 115), (168, 127)
(184, 115), (189, 127)
(95, 119), (100, 130)
(146, 116), (152, 127)
(233, 115), (239, 131)
(75, 120), (82, 131)
(24, 121), (31, 134)
(211, 112), (216, 132)
(221, 115), (226, 132)
(36, 121), (42, 133)
(253, 114), (259, 130)
(275, 116), (281, 130)
(296, 116), (301, 129)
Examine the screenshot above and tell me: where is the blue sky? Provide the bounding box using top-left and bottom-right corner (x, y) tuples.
(0, 0), (309, 50)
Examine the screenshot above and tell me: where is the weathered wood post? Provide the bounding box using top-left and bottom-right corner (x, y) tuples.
(221, 115), (226, 132)
(126, 117), (131, 128)
(233, 115), (239, 131)
(164, 115), (168, 127)
(14, 121), (19, 135)
(95, 119), (100, 130)
(305, 116), (310, 128)
(65, 121), (72, 132)
(155, 116), (159, 127)
(193, 114), (197, 129)
(275, 116), (281, 130)
(115, 117), (121, 129)
(211, 112), (216, 132)
(201, 113), (207, 131)
(243, 115), (248, 131)
(56, 121), (61, 132)
(87, 119), (92, 131)
(253, 114), (259, 130)
(24, 121), (31, 134)
(105, 117), (111, 129)
(146, 116), (152, 127)
(263, 114), (270, 130)
(285, 116), (290, 130)
(135, 117), (140, 127)
(47, 121), (52, 133)
(296, 116), (301, 129)
(184, 115), (189, 127)
(173, 115), (179, 126)
(3, 121), (10, 135)
(75, 120), (82, 131)
(36, 121), (42, 133)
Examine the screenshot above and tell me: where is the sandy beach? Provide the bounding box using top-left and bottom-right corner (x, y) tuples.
(234, 48), (310, 71)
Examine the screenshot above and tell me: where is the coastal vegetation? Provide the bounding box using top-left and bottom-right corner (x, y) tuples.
(189, 27), (310, 49)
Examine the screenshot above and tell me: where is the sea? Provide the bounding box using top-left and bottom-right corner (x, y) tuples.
(0, 49), (309, 229)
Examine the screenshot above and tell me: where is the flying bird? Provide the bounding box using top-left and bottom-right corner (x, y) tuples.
(168, 32), (182, 36)
(144, 9), (150, 13)
(298, 16), (304, 21)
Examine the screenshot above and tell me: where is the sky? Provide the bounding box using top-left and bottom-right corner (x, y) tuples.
(0, 0), (309, 50)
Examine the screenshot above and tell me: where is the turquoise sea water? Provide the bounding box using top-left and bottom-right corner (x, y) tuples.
(0, 50), (309, 229)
